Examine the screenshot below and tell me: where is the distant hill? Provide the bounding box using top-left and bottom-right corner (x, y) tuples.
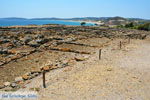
(128, 18), (144, 21)
(0, 17), (27, 20)
(0, 17), (149, 26)
(107, 16), (127, 21)
(31, 18), (62, 20)
(0, 16), (149, 21)
(30, 17), (105, 21)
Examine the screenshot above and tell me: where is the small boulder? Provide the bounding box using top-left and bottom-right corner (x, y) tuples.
(11, 83), (17, 88)
(4, 82), (11, 87)
(41, 66), (50, 71)
(35, 34), (44, 39)
(22, 75), (30, 80)
(0, 48), (9, 54)
(0, 39), (10, 44)
(24, 31), (33, 34)
(28, 40), (40, 48)
(74, 57), (86, 61)
(32, 72), (39, 77)
(61, 60), (69, 67)
(146, 35), (150, 40)
(24, 72), (31, 76)
(0, 61), (4, 66)
(36, 38), (49, 44)
(15, 77), (23, 82)
(21, 36), (33, 44)
(0, 85), (5, 89)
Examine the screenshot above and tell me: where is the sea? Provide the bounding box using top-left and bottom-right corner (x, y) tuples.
(0, 19), (95, 27)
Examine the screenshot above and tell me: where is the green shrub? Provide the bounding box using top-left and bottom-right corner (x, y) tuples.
(125, 22), (134, 28)
(137, 23), (150, 31)
(80, 22), (86, 26)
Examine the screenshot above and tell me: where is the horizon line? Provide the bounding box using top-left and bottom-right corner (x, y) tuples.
(0, 16), (149, 20)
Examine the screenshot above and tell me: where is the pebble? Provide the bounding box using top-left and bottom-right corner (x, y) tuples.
(106, 67), (113, 71)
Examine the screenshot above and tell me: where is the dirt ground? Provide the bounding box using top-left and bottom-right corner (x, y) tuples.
(0, 37), (112, 85)
(16, 38), (150, 100)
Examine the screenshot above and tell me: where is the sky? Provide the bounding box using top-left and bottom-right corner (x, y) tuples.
(0, 0), (150, 19)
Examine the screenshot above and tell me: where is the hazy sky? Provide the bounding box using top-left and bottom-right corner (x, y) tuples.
(0, 0), (150, 19)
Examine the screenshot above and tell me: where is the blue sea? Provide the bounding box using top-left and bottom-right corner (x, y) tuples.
(0, 19), (94, 26)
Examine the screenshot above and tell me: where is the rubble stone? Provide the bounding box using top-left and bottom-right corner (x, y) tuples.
(0, 48), (9, 54)
(28, 40), (40, 48)
(35, 34), (44, 39)
(21, 36), (33, 44)
(74, 57), (86, 61)
(22, 75), (30, 80)
(36, 38), (49, 44)
(41, 66), (50, 71)
(11, 83), (17, 88)
(15, 77), (23, 82)
(4, 82), (11, 87)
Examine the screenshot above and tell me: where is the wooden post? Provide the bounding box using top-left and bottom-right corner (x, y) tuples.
(128, 38), (130, 43)
(99, 49), (102, 60)
(43, 71), (46, 88)
(120, 41), (122, 49)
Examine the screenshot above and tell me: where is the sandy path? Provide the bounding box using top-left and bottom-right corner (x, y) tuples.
(18, 39), (150, 100)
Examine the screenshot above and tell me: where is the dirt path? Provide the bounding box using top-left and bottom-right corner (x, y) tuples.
(18, 39), (150, 100)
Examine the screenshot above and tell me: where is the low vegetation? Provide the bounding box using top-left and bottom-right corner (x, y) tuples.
(117, 22), (150, 31)
(80, 22), (86, 26)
